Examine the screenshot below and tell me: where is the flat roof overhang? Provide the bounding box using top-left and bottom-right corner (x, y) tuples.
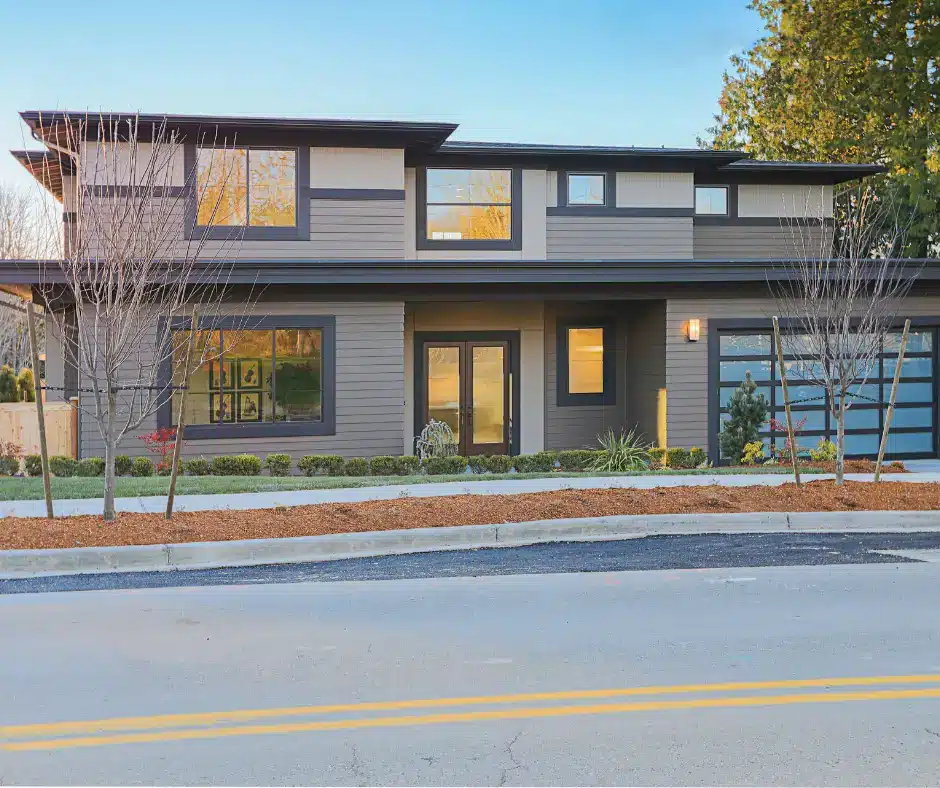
(5, 258), (939, 287)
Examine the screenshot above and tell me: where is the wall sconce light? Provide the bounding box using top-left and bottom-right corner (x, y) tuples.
(687, 319), (701, 342)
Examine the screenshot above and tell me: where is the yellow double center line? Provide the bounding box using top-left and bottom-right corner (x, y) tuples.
(5, 673), (940, 751)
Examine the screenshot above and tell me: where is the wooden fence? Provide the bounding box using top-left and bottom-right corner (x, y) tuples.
(0, 400), (78, 458)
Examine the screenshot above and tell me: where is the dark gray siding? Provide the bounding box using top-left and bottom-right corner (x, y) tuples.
(693, 224), (831, 259)
(544, 303), (628, 450)
(546, 216), (692, 260)
(80, 300), (405, 462)
(625, 301), (666, 446)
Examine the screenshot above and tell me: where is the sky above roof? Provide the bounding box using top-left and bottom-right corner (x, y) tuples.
(0, 0), (765, 191)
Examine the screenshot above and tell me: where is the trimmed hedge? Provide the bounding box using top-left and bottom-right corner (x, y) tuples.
(0, 456), (19, 475)
(424, 455), (466, 475)
(689, 447), (707, 468)
(369, 455), (398, 476)
(344, 457), (369, 476)
(115, 455), (133, 476)
(666, 447), (694, 470)
(396, 455), (421, 476)
(76, 457), (105, 477)
(50, 455), (78, 477)
(648, 447), (667, 468)
(486, 454), (512, 473)
(185, 457), (212, 476)
(467, 456), (489, 474)
(513, 451), (557, 473)
(265, 453), (292, 477)
(298, 454), (346, 476)
(130, 457), (154, 477)
(24, 454), (42, 477)
(210, 454), (262, 476)
(557, 449), (596, 472)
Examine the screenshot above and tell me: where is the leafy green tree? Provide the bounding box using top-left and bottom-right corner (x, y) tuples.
(720, 373), (769, 463)
(704, 0), (939, 256)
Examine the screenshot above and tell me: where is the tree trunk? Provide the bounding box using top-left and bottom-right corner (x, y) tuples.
(835, 394), (846, 487)
(102, 390), (119, 522)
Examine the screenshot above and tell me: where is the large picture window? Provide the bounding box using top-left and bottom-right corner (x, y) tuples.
(715, 328), (937, 460)
(425, 168), (512, 242)
(160, 316), (335, 439)
(196, 147), (297, 228)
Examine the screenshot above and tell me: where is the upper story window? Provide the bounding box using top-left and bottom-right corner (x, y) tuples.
(196, 148), (297, 227)
(694, 186), (729, 216)
(425, 168), (512, 241)
(567, 173), (606, 206)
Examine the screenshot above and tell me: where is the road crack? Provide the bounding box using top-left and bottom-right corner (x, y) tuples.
(498, 730), (526, 786)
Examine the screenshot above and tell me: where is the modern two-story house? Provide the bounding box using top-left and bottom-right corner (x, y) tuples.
(5, 110), (939, 464)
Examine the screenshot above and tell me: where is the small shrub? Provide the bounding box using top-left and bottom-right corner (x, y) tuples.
(156, 461), (181, 477)
(557, 449), (595, 472)
(467, 455), (489, 474)
(76, 457), (105, 477)
(297, 455), (323, 476)
(740, 441), (766, 466)
(0, 364), (18, 403)
(809, 439), (837, 463)
(588, 428), (651, 473)
(0, 457), (18, 475)
(49, 455), (78, 477)
(415, 419), (458, 460)
(130, 456), (154, 477)
(689, 447), (707, 468)
(321, 455), (346, 476)
(369, 455), (399, 476)
(211, 455), (241, 476)
(344, 457), (369, 476)
(666, 447), (693, 470)
(395, 455), (421, 476)
(648, 447), (667, 468)
(185, 457), (212, 476)
(139, 428), (177, 473)
(16, 367), (35, 402)
(485, 454), (512, 473)
(514, 451), (557, 473)
(719, 372), (769, 463)
(114, 455), (133, 476)
(24, 454), (42, 476)
(235, 454), (262, 476)
(265, 453), (292, 477)
(424, 455), (466, 475)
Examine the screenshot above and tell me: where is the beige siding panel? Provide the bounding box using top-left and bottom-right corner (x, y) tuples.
(547, 216), (692, 260)
(546, 171), (558, 208)
(693, 224), (832, 259)
(738, 184), (833, 218)
(308, 148), (404, 190)
(80, 301), (406, 462)
(544, 303), (628, 450)
(616, 172), (693, 209)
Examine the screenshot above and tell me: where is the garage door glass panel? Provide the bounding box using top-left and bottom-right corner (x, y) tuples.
(887, 432), (934, 454)
(720, 360), (771, 382)
(891, 407), (933, 428)
(884, 356), (933, 379)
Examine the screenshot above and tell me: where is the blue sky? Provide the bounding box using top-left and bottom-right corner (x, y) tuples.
(0, 0), (765, 189)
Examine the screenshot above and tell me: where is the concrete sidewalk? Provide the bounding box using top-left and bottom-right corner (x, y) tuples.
(3, 471), (940, 519)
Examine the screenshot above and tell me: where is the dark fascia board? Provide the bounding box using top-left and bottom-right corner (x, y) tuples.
(10, 149), (74, 201)
(718, 160), (887, 185)
(8, 258), (940, 286)
(20, 110), (458, 153)
(440, 141), (747, 160)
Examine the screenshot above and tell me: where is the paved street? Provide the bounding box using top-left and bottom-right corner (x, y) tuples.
(2, 533), (940, 785)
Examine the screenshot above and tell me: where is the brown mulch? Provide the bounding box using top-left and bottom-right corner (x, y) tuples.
(2, 480), (939, 551)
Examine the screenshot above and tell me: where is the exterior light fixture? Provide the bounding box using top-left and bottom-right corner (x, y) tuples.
(687, 319), (701, 342)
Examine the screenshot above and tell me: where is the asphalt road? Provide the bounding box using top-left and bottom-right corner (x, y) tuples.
(2, 536), (940, 785)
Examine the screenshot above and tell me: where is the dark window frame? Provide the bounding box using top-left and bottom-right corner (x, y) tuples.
(707, 317), (938, 464)
(183, 143), (310, 241)
(565, 172), (609, 207)
(694, 184), (731, 217)
(157, 314), (336, 439)
(415, 166), (522, 251)
(556, 318), (616, 407)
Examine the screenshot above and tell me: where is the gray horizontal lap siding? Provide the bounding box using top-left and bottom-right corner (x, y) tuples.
(546, 216), (692, 260)
(693, 224), (831, 260)
(80, 301), (406, 463)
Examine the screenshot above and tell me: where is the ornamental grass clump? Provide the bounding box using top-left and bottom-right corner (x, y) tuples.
(587, 428), (651, 473)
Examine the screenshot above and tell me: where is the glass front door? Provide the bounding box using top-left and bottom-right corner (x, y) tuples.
(424, 340), (510, 455)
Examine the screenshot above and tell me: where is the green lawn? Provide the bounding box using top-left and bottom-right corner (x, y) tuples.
(0, 466), (825, 501)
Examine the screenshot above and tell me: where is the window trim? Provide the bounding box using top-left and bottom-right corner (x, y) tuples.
(157, 314), (336, 439)
(556, 318), (616, 406)
(565, 172), (608, 207)
(694, 184), (730, 217)
(415, 166), (523, 251)
(183, 144), (310, 241)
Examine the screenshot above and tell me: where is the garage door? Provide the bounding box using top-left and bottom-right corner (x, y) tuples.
(715, 327), (937, 460)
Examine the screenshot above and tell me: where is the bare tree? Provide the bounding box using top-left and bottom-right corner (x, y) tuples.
(771, 183), (919, 485)
(0, 183), (56, 369)
(33, 112), (253, 520)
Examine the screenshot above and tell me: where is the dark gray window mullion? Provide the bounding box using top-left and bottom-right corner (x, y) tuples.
(270, 330), (277, 423)
(219, 330), (226, 424)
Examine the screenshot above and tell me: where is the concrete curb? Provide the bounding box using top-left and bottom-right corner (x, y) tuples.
(2, 510), (940, 579)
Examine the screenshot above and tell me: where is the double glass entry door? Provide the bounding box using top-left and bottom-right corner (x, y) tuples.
(424, 340), (510, 456)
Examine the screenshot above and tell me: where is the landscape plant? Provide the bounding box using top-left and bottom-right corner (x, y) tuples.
(588, 428), (651, 473)
(298, 454), (346, 477)
(719, 373), (769, 464)
(810, 439), (838, 463)
(368, 456), (398, 476)
(344, 458), (369, 476)
(415, 419), (458, 460)
(0, 364), (17, 403)
(467, 456), (489, 474)
(741, 441), (766, 466)
(139, 428), (177, 475)
(264, 453), (292, 477)
(648, 447), (667, 468)
(0, 440), (20, 475)
(49, 455), (78, 477)
(130, 457), (154, 477)
(23, 454), (41, 476)
(114, 455), (133, 476)
(395, 455), (421, 475)
(424, 455), (466, 475)
(666, 447), (694, 470)
(76, 457), (105, 477)
(689, 447), (707, 467)
(557, 449), (596, 472)
(15, 367), (34, 402)
(485, 455), (512, 473)
(184, 457), (212, 476)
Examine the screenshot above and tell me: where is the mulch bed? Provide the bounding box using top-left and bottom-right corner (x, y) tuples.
(2, 479), (938, 551)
